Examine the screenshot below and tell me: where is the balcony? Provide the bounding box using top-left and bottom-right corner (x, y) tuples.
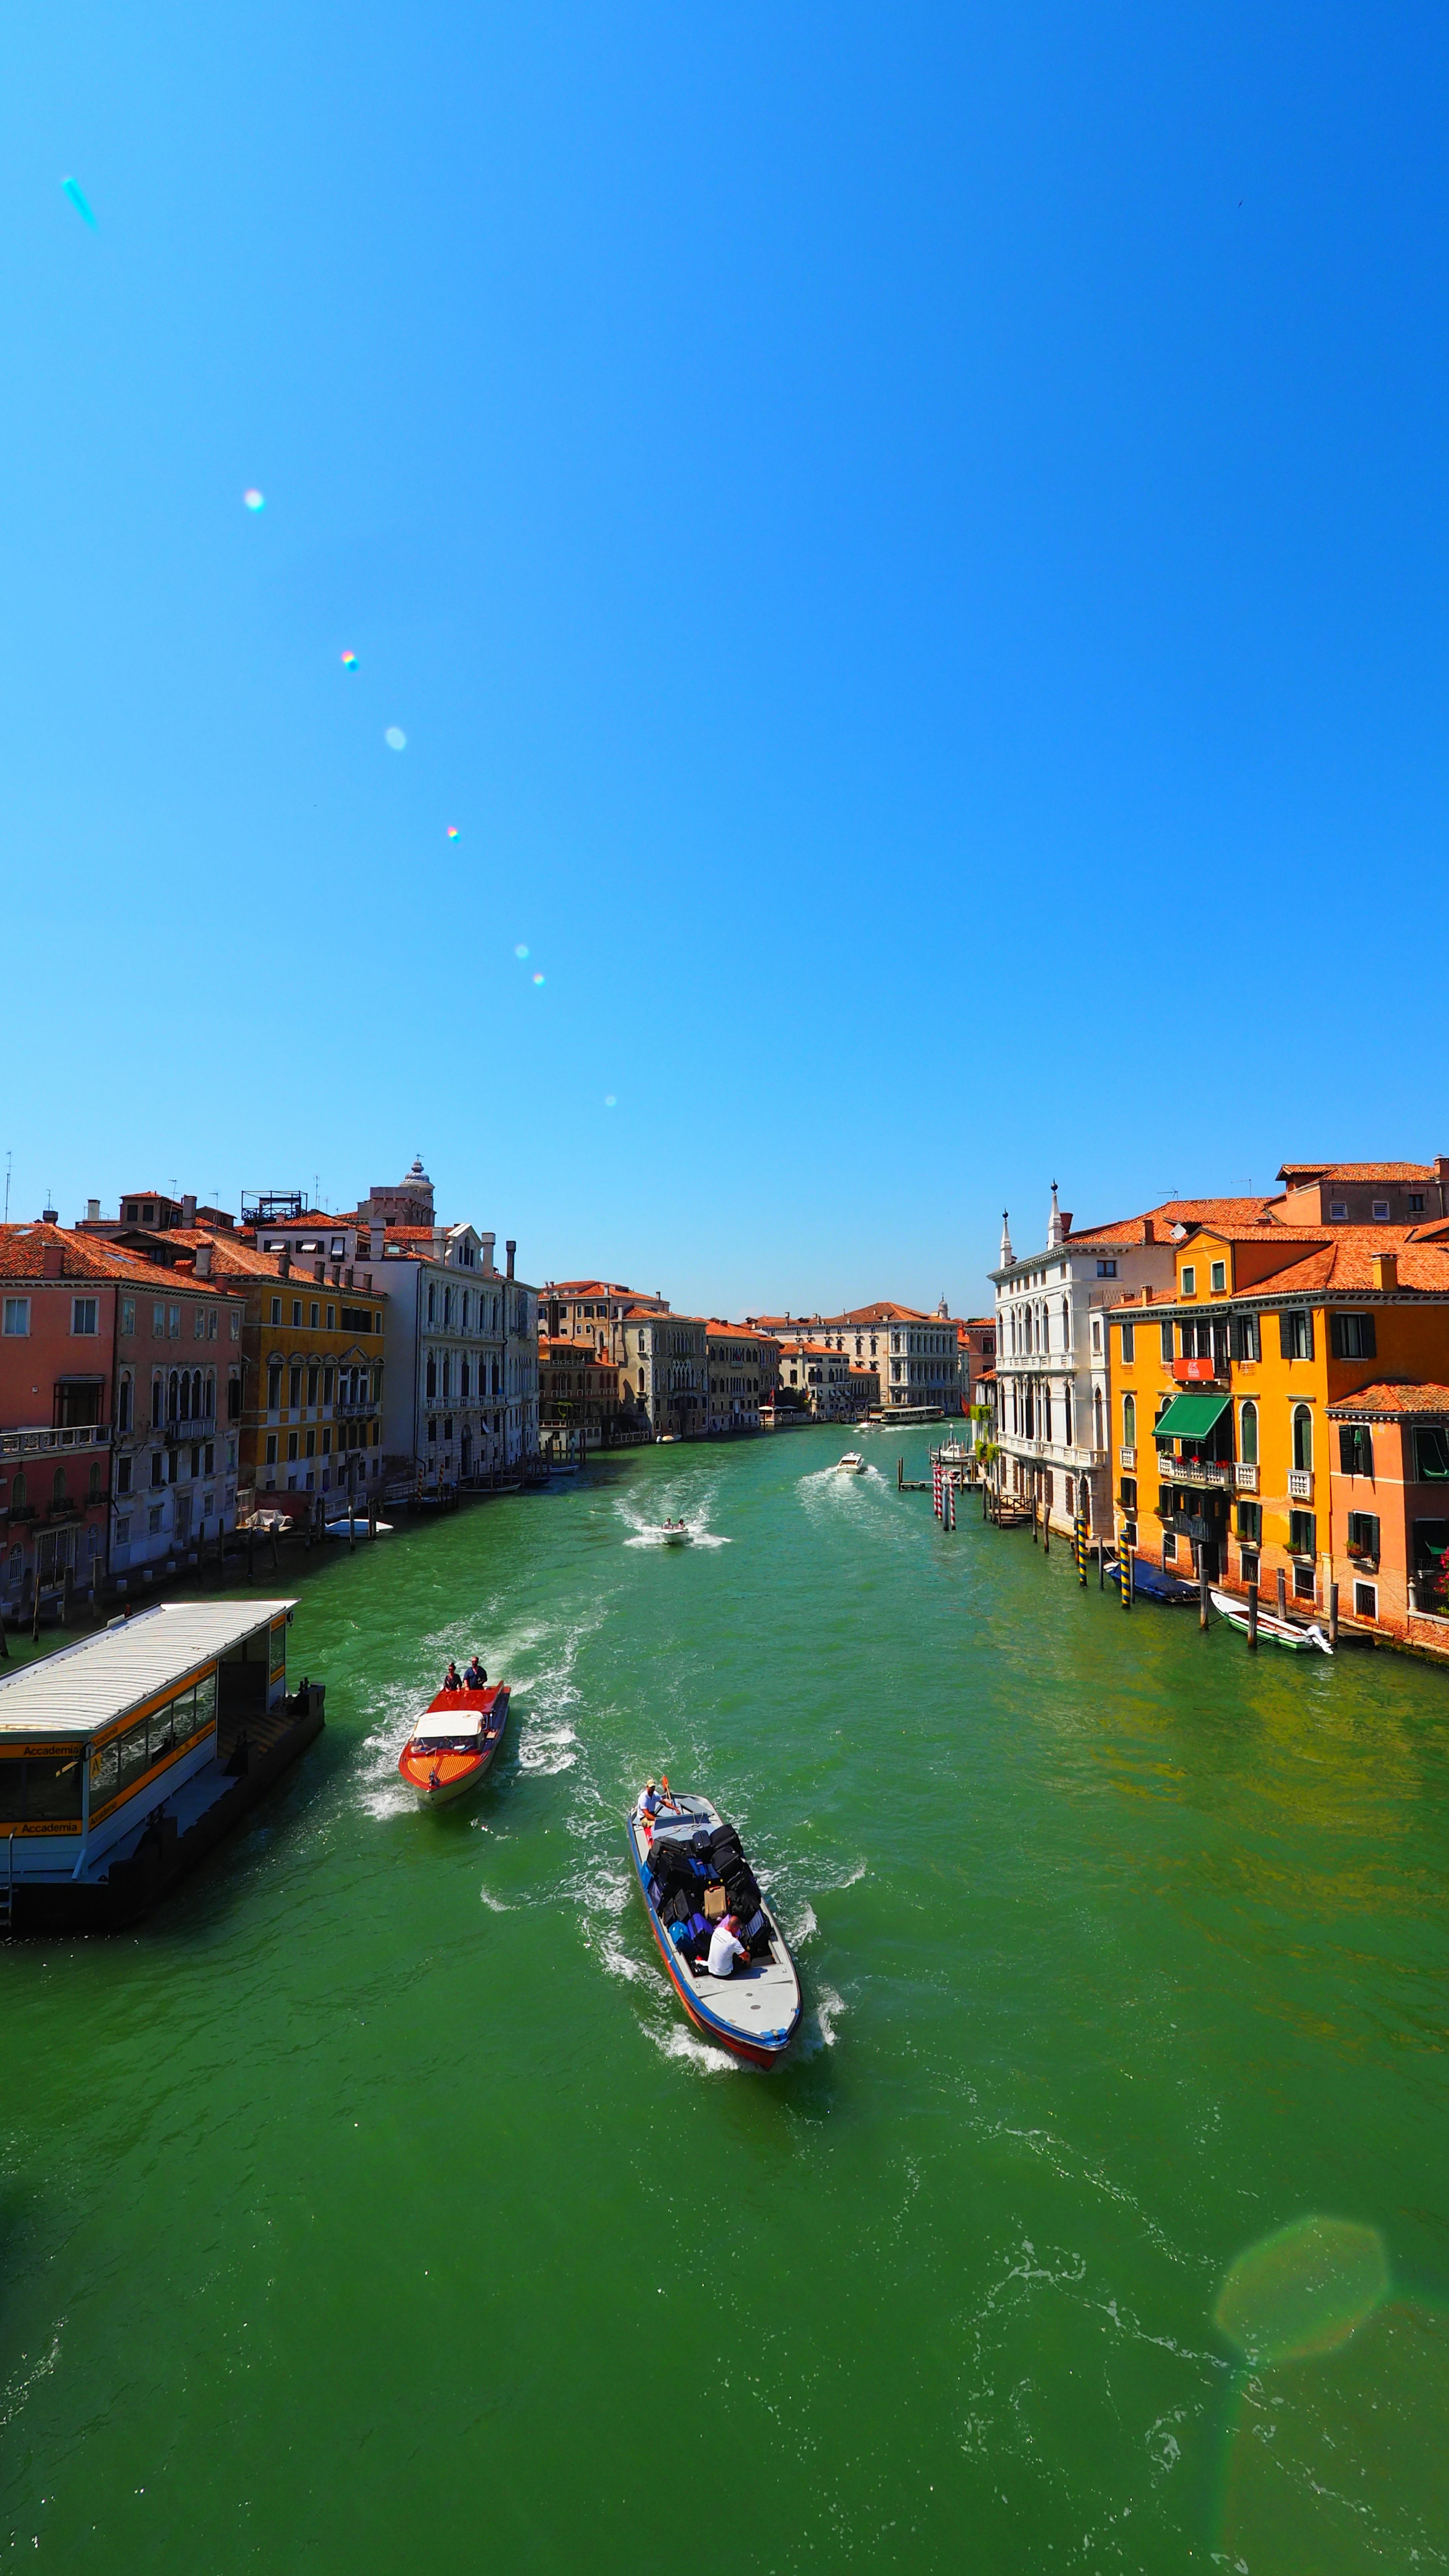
(335, 1399), (377, 1418)
(1157, 1454), (1235, 1492)
(0, 1423), (111, 1456)
(1234, 1463), (1259, 1493)
(1119, 1444), (1137, 1469)
(1288, 1468), (1313, 1500)
(1172, 1355), (1227, 1386)
(163, 1418), (213, 1444)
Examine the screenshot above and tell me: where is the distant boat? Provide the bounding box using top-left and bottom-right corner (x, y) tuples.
(659, 1518), (692, 1546)
(835, 1452), (866, 1474)
(323, 1513), (392, 1539)
(1210, 1589), (1333, 1654)
(398, 1684), (511, 1806)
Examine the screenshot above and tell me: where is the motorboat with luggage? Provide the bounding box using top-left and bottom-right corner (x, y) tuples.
(398, 1682), (512, 1806)
(626, 1791), (802, 2066)
(835, 1452), (866, 1473)
(1209, 1589), (1334, 1654)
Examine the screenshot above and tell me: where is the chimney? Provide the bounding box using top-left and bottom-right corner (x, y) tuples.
(1142, 1216), (1154, 1244)
(481, 1230), (496, 1275)
(1372, 1252), (1398, 1292)
(506, 1240), (516, 1280)
(194, 1243), (213, 1277)
(86, 1198), (101, 1223)
(432, 1225), (447, 1263)
(42, 1238), (64, 1278)
(278, 1249), (291, 1278)
(182, 1193), (196, 1227)
(41, 1206), (58, 1225)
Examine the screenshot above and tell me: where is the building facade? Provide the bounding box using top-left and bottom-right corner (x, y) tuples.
(774, 1338), (854, 1419)
(1107, 1221), (1449, 1632)
(704, 1323), (778, 1433)
(541, 1281), (671, 1363)
(619, 1310), (708, 1439)
(538, 1338), (628, 1443)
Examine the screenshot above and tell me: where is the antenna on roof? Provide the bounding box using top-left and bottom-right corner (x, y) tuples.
(3, 1152), (9, 1225)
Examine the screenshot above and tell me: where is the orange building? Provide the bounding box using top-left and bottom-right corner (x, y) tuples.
(1108, 1220), (1449, 1641)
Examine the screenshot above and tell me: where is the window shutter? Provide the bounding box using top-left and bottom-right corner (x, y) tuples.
(1302, 1313), (1315, 1361)
(1278, 1311), (1293, 1358)
(1160, 1321), (1173, 1364)
(1361, 1314), (1377, 1358)
(1330, 1314), (1346, 1359)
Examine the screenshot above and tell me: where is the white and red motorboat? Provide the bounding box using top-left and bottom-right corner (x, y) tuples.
(398, 1684), (511, 1807)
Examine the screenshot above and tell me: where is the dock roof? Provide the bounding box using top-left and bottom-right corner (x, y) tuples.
(0, 1602), (297, 1740)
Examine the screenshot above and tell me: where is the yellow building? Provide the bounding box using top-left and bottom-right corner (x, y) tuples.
(1108, 1218), (1449, 1617)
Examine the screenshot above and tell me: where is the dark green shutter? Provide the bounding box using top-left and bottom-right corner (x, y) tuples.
(1278, 1311), (1293, 1358)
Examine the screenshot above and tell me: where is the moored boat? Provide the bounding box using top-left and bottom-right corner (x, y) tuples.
(1209, 1589), (1333, 1653)
(625, 1793), (802, 2066)
(398, 1684), (511, 1806)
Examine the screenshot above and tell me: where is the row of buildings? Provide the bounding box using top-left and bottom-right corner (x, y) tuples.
(537, 1289), (997, 1442)
(0, 1161), (540, 1620)
(987, 1158), (1449, 1656)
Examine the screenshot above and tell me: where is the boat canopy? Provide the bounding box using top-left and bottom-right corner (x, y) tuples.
(1154, 1392), (1231, 1443)
(0, 1601), (296, 1742)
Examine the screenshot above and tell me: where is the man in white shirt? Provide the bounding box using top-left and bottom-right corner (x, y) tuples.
(706, 1913), (748, 1979)
(634, 1778), (663, 1822)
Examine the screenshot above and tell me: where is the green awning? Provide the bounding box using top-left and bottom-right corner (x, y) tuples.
(1154, 1391), (1231, 1443)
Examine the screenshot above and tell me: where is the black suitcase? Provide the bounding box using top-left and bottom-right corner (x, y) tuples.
(725, 1868), (760, 1915)
(709, 1833), (744, 1876)
(706, 1821), (741, 1858)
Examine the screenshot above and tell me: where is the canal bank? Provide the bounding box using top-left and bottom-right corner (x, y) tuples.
(2, 1426), (1447, 2570)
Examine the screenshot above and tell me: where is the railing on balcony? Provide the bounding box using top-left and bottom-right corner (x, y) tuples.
(1119, 1444), (1136, 1469)
(0, 1423), (111, 1457)
(163, 1417), (214, 1443)
(1288, 1468), (1313, 1500)
(335, 1398), (377, 1418)
(1234, 1462), (1259, 1492)
(1156, 1453), (1235, 1491)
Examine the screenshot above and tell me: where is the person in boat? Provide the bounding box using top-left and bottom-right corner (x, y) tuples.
(440, 1661), (463, 1692)
(706, 1912), (748, 1980)
(463, 1655), (486, 1690)
(635, 1777), (664, 1821)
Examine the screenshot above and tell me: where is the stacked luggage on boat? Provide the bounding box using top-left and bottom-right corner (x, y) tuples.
(646, 1816), (771, 1966)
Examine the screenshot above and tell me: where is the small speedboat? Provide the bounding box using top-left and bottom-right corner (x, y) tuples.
(626, 1794), (802, 2066)
(398, 1684), (511, 1806)
(324, 1514), (393, 1539)
(836, 1452), (866, 1473)
(659, 1518), (692, 1546)
(1210, 1589), (1333, 1654)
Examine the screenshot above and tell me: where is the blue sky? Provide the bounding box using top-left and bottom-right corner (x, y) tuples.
(4, 3), (1447, 1314)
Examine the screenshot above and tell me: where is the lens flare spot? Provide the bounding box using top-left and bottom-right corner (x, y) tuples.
(384, 726), (406, 751)
(1215, 2216), (1391, 2367)
(514, 944), (529, 960)
(340, 650), (358, 672)
(604, 1094), (617, 1108)
(445, 825), (459, 840)
(61, 176), (97, 229)
(243, 489), (265, 512)
(532, 972), (545, 986)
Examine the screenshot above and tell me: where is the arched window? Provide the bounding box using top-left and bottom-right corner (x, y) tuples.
(205, 1372), (215, 1418)
(1063, 1383), (1073, 1446)
(52, 1468), (66, 1506)
(1061, 1297), (1070, 1349)
(167, 1371), (179, 1421)
(118, 1370), (132, 1433)
(460, 1356), (471, 1400)
(1293, 1404), (1312, 1472)
(1123, 1393), (1136, 1447)
(12, 1471), (25, 1512)
(1240, 1399), (1258, 1465)
(152, 1375), (163, 1428)
(1094, 1388), (1104, 1450)
(425, 1354), (437, 1400)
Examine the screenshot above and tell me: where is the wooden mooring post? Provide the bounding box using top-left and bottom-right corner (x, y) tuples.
(1247, 1583), (1258, 1650)
(1276, 1566), (1288, 1622)
(1199, 1560), (1209, 1631)
(1329, 1580), (1339, 1647)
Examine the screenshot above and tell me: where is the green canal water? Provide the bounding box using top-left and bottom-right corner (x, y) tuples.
(4, 1427), (1449, 2571)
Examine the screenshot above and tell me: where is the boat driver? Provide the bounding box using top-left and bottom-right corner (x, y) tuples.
(635, 1777), (664, 1822)
(706, 1912), (749, 1980)
(463, 1655), (487, 1689)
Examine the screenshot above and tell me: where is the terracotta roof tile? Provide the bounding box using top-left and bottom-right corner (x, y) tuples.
(1278, 1161), (1437, 1184)
(1326, 1381), (1449, 1418)
(0, 1224), (233, 1295)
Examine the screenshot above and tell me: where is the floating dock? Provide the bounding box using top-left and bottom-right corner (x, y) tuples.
(0, 1601), (323, 1935)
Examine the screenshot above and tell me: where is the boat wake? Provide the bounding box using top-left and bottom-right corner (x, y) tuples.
(798, 1983), (846, 2056)
(617, 1498), (730, 1550)
(478, 1885), (513, 1912)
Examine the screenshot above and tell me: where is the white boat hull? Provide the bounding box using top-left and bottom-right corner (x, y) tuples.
(1210, 1589), (1333, 1653)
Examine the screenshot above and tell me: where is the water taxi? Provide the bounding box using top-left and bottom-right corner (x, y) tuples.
(836, 1452), (866, 1473)
(659, 1518), (692, 1546)
(626, 1793), (802, 2067)
(0, 1601), (320, 1935)
(398, 1685), (511, 1806)
(1210, 1589), (1333, 1653)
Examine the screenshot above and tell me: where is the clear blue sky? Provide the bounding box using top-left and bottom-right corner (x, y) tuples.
(5, 3), (1446, 1315)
